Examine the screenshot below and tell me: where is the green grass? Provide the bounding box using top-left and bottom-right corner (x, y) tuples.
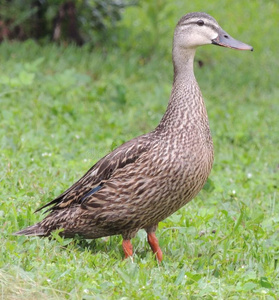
(1, 0), (278, 299)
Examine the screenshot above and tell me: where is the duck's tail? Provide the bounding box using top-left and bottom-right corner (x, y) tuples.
(13, 223), (47, 236)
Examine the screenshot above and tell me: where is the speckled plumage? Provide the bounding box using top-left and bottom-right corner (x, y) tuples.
(14, 12), (252, 261)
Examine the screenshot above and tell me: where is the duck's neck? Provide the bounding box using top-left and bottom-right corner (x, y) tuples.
(155, 46), (209, 135)
(173, 47), (196, 81)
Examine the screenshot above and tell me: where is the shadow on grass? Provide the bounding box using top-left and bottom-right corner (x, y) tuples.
(58, 234), (123, 259)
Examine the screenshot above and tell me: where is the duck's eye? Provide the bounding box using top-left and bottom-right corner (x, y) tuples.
(197, 20), (204, 26)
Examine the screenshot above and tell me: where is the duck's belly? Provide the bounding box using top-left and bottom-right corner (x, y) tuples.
(112, 144), (213, 229)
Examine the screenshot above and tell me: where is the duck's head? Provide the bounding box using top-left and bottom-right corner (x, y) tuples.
(174, 12), (253, 51)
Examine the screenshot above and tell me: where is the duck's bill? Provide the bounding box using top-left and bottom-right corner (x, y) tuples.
(212, 29), (253, 51)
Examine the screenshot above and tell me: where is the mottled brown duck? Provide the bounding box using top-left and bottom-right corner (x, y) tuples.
(14, 12), (253, 262)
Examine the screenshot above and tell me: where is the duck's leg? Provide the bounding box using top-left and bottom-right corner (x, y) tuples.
(122, 229), (138, 260)
(122, 240), (133, 259)
(147, 232), (163, 262)
(145, 225), (163, 263)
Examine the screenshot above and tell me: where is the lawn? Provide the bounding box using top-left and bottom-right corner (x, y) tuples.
(1, 0), (278, 299)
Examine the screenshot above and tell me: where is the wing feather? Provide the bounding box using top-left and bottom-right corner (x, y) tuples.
(35, 134), (152, 213)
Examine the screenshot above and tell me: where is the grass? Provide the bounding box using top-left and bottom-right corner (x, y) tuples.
(1, 0), (278, 298)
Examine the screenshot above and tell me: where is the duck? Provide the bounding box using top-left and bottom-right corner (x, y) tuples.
(14, 12), (253, 262)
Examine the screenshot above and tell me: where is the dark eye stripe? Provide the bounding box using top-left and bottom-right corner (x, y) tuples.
(179, 21), (218, 32)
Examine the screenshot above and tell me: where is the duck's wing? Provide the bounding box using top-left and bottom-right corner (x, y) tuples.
(35, 134), (152, 213)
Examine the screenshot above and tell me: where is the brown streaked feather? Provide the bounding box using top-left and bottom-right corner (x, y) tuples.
(35, 134), (152, 213)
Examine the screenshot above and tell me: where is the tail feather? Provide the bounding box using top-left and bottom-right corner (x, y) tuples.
(13, 224), (47, 236)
